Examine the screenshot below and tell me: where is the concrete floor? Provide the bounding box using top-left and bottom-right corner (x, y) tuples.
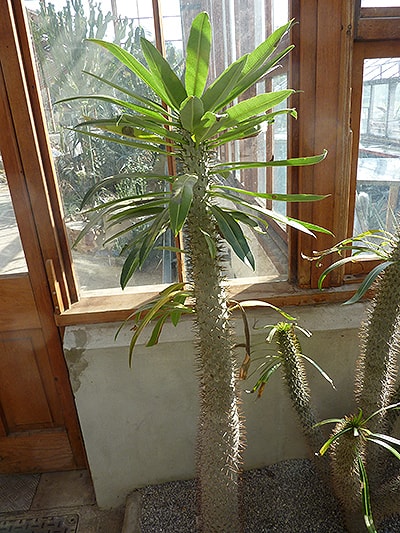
(0, 470), (124, 532)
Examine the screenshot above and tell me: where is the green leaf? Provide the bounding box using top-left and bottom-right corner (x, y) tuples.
(140, 37), (187, 109)
(364, 402), (400, 424)
(69, 128), (170, 155)
(86, 38), (171, 103)
(169, 174), (197, 235)
(120, 247), (140, 290)
(211, 108), (297, 146)
(210, 192), (332, 237)
(77, 117), (164, 144)
(314, 418), (344, 428)
(82, 69), (170, 115)
(200, 229), (217, 259)
(179, 96), (205, 132)
(238, 300), (297, 321)
(146, 315), (169, 347)
(210, 205), (255, 270)
(213, 21), (294, 109)
(249, 361), (282, 396)
(369, 432), (400, 449)
(318, 426), (353, 456)
(317, 256), (360, 290)
(80, 174), (173, 208)
(343, 261), (394, 305)
(116, 114), (182, 142)
(300, 353), (335, 389)
(185, 12), (211, 97)
(137, 212), (169, 266)
(357, 455), (377, 533)
(223, 90), (294, 128)
(193, 111), (225, 142)
(212, 184), (328, 203)
(201, 56), (247, 112)
(58, 94), (173, 125)
(107, 205), (165, 225)
(212, 150), (328, 171)
(243, 20), (293, 75)
(119, 211), (168, 288)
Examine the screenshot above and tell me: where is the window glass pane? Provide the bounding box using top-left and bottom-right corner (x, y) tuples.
(173, 0), (290, 282)
(361, 1), (400, 6)
(26, 0), (173, 293)
(0, 154), (27, 275)
(27, 0), (290, 291)
(354, 58), (400, 235)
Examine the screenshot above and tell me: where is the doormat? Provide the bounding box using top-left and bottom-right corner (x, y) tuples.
(0, 514), (78, 532)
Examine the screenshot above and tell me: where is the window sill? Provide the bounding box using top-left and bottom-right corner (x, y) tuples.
(54, 280), (369, 327)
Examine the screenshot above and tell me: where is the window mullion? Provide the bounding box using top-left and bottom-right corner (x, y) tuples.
(289, 0), (355, 289)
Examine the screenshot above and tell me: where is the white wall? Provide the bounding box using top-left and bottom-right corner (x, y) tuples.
(63, 302), (366, 508)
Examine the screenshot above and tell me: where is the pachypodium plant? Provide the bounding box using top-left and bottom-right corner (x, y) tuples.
(247, 321), (334, 453)
(251, 229), (400, 531)
(61, 13), (330, 532)
(316, 404), (400, 533)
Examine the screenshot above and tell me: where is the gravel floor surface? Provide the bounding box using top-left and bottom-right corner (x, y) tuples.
(139, 458), (400, 532)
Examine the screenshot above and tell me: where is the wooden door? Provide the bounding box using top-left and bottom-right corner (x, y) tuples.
(0, 3), (86, 473)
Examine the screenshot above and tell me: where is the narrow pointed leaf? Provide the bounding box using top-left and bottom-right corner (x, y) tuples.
(179, 96), (205, 132)
(80, 175), (172, 207)
(357, 455), (377, 533)
(213, 150), (328, 171)
(300, 353), (335, 389)
(169, 175), (197, 235)
(243, 20), (293, 75)
(193, 111), (225, 142)
(317, 256), (362, 290)
(211, 108), (297, 146)
(210, 192), (332, 236)
(318, 426), (353, 456)
(58, 94), (172, 124)
(120, 247), (140, 290)
(200, 229), (217, 259)
(140, 37), (187, 109)
(250, 361), (282, 396)
(201, 56), (247, 112)
(69, 128), (170, 155)
(185, 12), (211, 97)
(146, 315), (169, 347)
(367, 437), (400, 459)
(82, 69), (170, 115)
(369, 432), (400, 448)
(223, 90), (294, 128)
(218, 45), (294, 109)
(125, 288), (190, 363)
(343, 262), (394, 305)
(210, 205), (255, 269)
(212, 184), (328, 203)
(86, 38), (170, 103)
(239, 300), (297, 321)
(212, 21), (294, 110)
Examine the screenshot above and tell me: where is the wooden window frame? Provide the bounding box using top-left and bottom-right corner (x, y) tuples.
(5, 0), (397, 327)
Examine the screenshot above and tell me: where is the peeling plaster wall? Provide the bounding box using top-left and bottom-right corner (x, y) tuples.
(63, 302), (365, 509)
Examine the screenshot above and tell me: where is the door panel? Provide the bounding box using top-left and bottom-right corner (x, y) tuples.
(0, 2), (86, 473)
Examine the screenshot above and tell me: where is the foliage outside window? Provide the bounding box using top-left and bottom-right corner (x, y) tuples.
(26, 0), (290, 295)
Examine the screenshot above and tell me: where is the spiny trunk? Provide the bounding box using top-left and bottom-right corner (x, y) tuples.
(355, 235), (400, 428)
(329, 418), (367, 533)
(184, 145), (243, 532)
(354, 234), (400, 489)
(276, 324), (324, 452)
